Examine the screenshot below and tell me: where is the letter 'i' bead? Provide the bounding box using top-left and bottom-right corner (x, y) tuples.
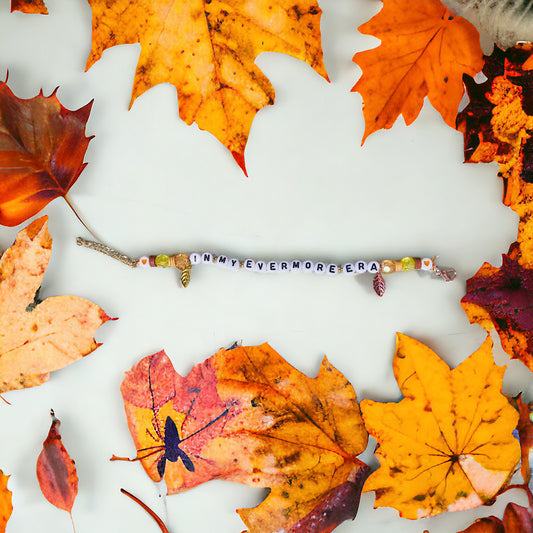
(189, 253), (201, 265)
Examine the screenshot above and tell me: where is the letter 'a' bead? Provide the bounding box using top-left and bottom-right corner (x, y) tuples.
(189, 253), (201, 265)
(367, 261), (380, 273)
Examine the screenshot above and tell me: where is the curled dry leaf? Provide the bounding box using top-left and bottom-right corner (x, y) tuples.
(0, 79), (92, 227)
(0, 216), (111, 393)
(10, 0), (48, 14)
(0, 470), (12, 533)
(37, 410), (78, 517)
(352, 0), (483, 143)
(461, 251), (533, 372)
(511, 395), (533, 485)
(360, 333), (520, 519)
(85, 0), (328, 174)
(113, 344), (370, 533)
(457, 44), (533, 267)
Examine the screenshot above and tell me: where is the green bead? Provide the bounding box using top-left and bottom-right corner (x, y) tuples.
(401, 257), (415, 271)
(155, 254), (170, 267)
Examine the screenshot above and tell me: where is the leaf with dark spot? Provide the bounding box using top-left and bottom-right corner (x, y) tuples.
(113, 344), (369, 533)
(461, 253), (533, 372)
(11, 0), (48, 14)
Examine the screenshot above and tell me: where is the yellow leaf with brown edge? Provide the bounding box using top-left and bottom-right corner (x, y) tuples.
(360, 333), (520, 519)
(113, 344), (370, 533)
(0, 470), (12, 533)
(0, 216), (112, 393)
(85, 0), (328, 175)
(352, 0), (483, 143)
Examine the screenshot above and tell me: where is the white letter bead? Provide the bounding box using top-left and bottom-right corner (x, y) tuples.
(291, 260), (301, 272)
(217, 255), (228, 266)
(342, 263), (355, 275)
(229, 258), (240, 270)
(244, 258), (255, 271)
(255, 260), (266, 272)
(279, 261), (290, 272)
(421, 258), (433, 270)
(302, 260), (314, 272)
(327, 263), (338, 275)
(314, 262), (326, 274)
(367, 261), (380, 273)
(267, 261), (278, 272)
(138, 256), (150, 268)
(189, 253), (201, 265)
(355, 261), (367, 273)
(202, 252), (213, 264)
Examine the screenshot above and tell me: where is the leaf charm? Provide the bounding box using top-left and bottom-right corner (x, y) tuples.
(373, 272), (386, 297)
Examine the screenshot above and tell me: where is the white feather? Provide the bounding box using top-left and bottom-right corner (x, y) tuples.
(442, 0), (533, 49)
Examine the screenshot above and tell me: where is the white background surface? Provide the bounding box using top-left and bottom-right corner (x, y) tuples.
(0, 0), (531, 532)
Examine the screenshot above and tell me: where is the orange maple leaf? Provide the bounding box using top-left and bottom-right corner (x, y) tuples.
(85, 0), (328, 174)
(0, 80), (93, 227)
(360, 333), (520, 519)
(0, 470), (12, 533)
(10, 0), (48, 14)
(113, 344), (370, 533)
(0, 216), (111, 393)
(352, 0), (483, 143)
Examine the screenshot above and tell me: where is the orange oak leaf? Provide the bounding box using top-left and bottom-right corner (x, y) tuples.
(461, 251), (533, 372)
(10, 0), (48, 14)
(0, 216), (111, 393)
(0, 470), (12, 533)
(360, 333), (520, 519)
(36, 410), (78, 519)
(0, 79), (93, 227)
(113, 344), (370, 533)
(85, 0), (328, 174)
(352, 0), (483, 143)
(457, 44), (533, 267)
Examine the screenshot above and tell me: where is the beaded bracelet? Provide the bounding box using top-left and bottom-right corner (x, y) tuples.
(76, 237), (456, 297)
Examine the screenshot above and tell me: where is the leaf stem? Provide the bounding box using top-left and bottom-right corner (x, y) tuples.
(120, 488), (169, 533)
(63, 195), (101, 241)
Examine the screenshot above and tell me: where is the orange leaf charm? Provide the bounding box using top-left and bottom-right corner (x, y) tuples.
(0, 216), (111, 393)
(113, 344), (370, 533)
(85, 0), (328, 174)
(352, 0), (483, 143)
(11, 0), (48, 14)
(37, 410), (78, 518)
(0, 470), (12, 533)
(360, 333), (519, 519)
(0, 80), (92, 227)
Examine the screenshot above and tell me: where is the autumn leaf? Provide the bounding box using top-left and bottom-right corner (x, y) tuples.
(0, 216), (111, 393)
(352, 0), (483, 143)
(113, 344), (370, 533)
(457, 44), (533, 267)
(0, 470), (12, 533)
(37, 410), (78, 519)
(360, 333), (520, 519)
(11, 0), (48, 14)
(85, 0), (328, 174)
(461, 251), (533, 372)
(511, 395), (533, 485)
(0, 80), (92, 227)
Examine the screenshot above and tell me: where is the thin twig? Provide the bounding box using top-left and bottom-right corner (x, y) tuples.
(120, 488), (169, 533)
(76, 237), (138, 268)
